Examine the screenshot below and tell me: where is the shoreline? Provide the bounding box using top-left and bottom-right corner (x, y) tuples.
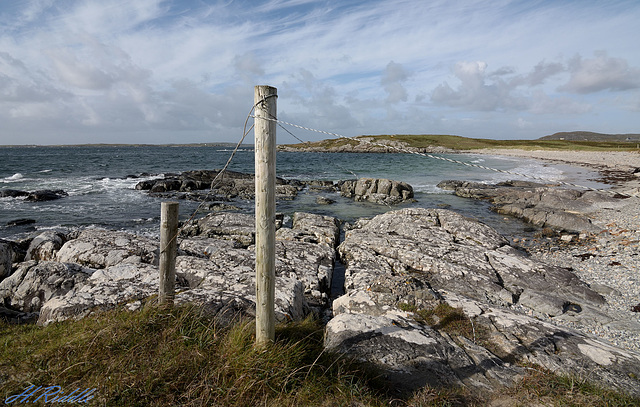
(464, 148), (640, 197)
(467, 149), (640, 351)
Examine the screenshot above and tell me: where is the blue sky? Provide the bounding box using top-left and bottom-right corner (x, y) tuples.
(0, 0), (639, 145)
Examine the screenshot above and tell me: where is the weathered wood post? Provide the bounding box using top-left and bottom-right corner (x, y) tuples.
(254, 85), (277, 347)
(159, 201), (179, 305)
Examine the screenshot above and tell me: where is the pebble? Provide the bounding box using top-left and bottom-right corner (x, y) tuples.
(525, 196), (640, 352)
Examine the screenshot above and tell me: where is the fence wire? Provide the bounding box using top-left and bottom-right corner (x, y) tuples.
(251, 115), (638, 198)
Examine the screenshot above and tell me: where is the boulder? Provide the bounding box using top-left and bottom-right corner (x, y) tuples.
(0, 261), (92, 313)
(178, 212), (339, 306)
(337, 178), (414, 205)
(180, 212), (256, 247)
(56, 229), (158, 268)
(327, 208), (640, 397)
(24, 189), (68, 202)
(38, 263), (158, 325)
(25, 231), (66, 262)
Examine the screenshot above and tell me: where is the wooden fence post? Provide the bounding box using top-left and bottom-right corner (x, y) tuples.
(254, 85), (277, 347)
(159, 201), (179, 305)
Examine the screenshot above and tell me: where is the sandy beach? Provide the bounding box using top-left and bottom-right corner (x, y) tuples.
(471, 149), (640, 351)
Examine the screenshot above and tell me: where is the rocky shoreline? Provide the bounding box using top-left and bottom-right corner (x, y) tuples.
(1, 149), (639, 398)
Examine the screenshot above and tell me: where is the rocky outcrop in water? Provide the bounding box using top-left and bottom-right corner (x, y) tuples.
(326, 208), (640, 397)
(135, 169), (303, 200)
(437, 180), (628, 233)
(0, 189), (68, 202)
(337, 178), (414, 205)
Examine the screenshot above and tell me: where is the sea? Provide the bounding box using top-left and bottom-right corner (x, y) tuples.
(0, 145), (608, 241)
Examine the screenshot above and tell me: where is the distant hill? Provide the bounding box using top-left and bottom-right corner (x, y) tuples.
(539, 131), (640, 142)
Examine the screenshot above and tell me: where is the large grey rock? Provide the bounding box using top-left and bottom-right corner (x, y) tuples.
(338, 178), (414, 205)
(38, 263), (158, 325)
(56, 229), (158, 268)
(326, 308), (525, 394)
(436, 180), (624, 233)
(328, 208), (640, 397)
(0, 261), (92, 313)
(338, 208), (601, 314)
(180, 212), (256, 247)
(25, 231), (66, 262)
(277, 212), (341, 248)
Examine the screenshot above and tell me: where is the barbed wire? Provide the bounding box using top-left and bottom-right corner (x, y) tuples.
(250, 115), (638, 198)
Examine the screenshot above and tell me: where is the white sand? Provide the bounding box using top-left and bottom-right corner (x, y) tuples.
(471, 148), (640, 171)
(470, 148), (640, 197)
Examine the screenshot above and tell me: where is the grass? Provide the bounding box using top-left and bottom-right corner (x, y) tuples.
(280, 134), (640, 152)
(1, 303), (639, 406)
(0, 304), (386, 406)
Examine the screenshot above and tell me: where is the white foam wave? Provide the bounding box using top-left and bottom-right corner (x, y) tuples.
(4, 173), (24, 181)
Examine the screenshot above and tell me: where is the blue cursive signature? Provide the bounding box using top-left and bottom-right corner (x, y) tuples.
(5, 385), (96, 404)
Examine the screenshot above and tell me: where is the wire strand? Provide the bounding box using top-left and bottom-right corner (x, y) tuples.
(252, 115), (637, 198)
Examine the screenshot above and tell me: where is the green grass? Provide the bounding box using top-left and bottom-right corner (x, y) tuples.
(1, 304), (638, 406)
(0, 304), (387, 406)
(281, 134), (640, 152)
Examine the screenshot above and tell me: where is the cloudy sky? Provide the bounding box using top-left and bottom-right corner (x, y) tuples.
(1, 0), (639, 145)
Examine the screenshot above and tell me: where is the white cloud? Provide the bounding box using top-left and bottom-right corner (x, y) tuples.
(1, 0), (639, 144)
(381, 61), (409, 103)
(560, 51), (640, 94)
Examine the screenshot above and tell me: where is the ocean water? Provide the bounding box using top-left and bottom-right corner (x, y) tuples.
(0, 145), (607, 240)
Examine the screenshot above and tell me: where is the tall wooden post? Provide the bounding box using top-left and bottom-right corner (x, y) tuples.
(159, 201), (179, 305)
(254, 85), (277, 347)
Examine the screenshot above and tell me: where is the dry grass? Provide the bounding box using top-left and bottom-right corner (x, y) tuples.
(1, 303), (638, 406)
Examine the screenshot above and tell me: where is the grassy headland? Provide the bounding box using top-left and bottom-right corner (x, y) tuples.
(2, 304), (638, 406)
(279, 134), (640, 152)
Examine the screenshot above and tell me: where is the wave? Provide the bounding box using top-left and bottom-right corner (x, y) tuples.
(3, 173), (24, 181)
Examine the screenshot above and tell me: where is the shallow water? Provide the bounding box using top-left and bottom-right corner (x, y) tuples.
(0, 145), (607, 240)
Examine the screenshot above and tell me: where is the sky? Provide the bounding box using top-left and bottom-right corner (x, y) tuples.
(0, 0), (639, 145)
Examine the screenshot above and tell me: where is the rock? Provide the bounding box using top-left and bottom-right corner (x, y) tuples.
(0, 189), (29, 198)
(180, 212), (256, 247)
(0, 261), (92, 313)
(326, 308), (525, 394)
(315, 196), (335, 205)
(436, 180), (623, 233)
(135, 169), (303, 200)
(337, 178), (414, 205)
(0, 241), (12, 279)
(25, 231), (66, 261)
(24, 189), (69, 202)
(38, 263), (158, 325)
(327, 208), (640, 397)
(6, 218), (36, 226)
(284, 212), (341, 248)
(179, 212), (339, 307)
(56, 229), (159, 268)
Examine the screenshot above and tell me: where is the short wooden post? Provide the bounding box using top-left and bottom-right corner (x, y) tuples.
(159, 201), (179, 305)
(254, 85), (277, 347)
